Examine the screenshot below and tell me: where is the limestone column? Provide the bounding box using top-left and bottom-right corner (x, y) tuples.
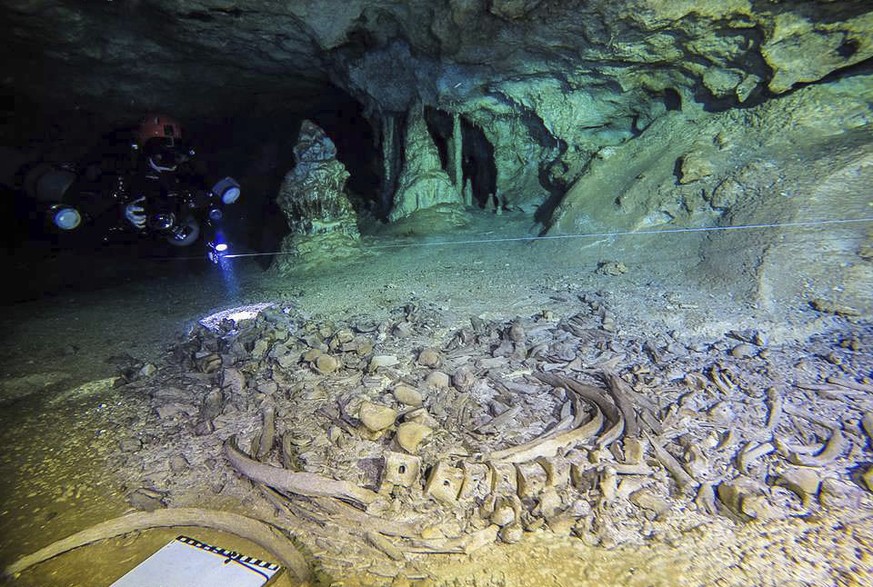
(451, 113), (463, 190)
(381, 115), (396, 213)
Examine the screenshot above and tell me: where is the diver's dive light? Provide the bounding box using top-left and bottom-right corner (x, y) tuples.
(50, 205), (82, 230)
(207, 240), (229, 264)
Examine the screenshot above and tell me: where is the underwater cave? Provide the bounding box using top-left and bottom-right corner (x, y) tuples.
(1, 1), (872, 586)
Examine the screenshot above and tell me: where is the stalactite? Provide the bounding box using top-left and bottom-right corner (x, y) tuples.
(452, 112), (463, 191)
(381, 114), (396, 214)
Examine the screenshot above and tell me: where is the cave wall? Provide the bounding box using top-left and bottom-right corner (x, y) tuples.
(2, 1), (872, 245)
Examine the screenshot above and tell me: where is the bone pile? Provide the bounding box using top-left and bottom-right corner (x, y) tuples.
(112, 295), (873, 579)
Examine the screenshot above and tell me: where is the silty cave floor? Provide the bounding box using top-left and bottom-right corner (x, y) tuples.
(0, 209), (870, 586)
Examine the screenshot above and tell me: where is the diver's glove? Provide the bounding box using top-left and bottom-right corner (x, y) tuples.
(124, 196), (147, 229)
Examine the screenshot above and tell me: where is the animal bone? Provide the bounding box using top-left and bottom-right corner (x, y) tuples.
(424, 461), (464, 503)
(533, 372), (624, 447)
(643, 430), (699, 492)
(736, 441), (775, 474)
(788, 428), (846, 467)
(225, 436), (379, 508)
(3, 508), (311, 583)
(488, 376), (604, 463)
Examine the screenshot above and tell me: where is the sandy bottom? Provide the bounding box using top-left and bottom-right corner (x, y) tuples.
(0, 210), (870, 586)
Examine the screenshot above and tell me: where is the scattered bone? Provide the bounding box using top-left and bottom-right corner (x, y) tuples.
(737, 441), (775, 474)
(3, 508), (312, 583)
(787, 427), (846, 467)
(826, 376), (873, 394)
(776, 468), (821, 507)
(396, 422), (433, 454)
(393, 384), (423, 407)
(643, 430), (698, 492)
(765, 387), (783, 432)
(359, 401), (398, 432)
(225, 436), (379, 508)
(424, 461), (464, 504)
(112, 300), (873, 578)
(254, 405), (276, 460)
(382, 452), (421, 488)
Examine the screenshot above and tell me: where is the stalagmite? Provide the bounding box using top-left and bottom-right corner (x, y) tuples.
(452, 112), (463, 191)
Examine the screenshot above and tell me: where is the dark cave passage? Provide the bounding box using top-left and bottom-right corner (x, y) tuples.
(460, 118), (498, 208)
(423, 107), (498, 209)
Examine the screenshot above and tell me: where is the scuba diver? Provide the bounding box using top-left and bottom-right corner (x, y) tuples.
(22, 113), (241, 258)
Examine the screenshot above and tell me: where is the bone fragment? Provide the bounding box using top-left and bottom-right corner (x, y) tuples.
(476, 405), (522, 433)
(826, 377), (873, 394)
(863, 413), (873, 444)
(3, 508), (311, 583)
(225, 436), (378, 508)
(643, 430), (698, 492)
(611, 463), (654, 475)
(710, 368), (735, 394)
(489, 461), (518, 495)
(424, 461), (464, 503)
(516, 461), (548, 500)
(623, 437), (645, 464)
(533, 373), (624, 447)
(765, 387), (782, 432)
(776, 468), (822, 507)
(306, 496), (421, 538)
(409, 525), (499, 555)
(366, 531), (405, 561)
(256, 405), (276, 460)
(382, 452), (421, 488)
(788, 428), (846, 467)
(459, 461), (492, 501)
(737, 441), (775, 474)
(490, 379), (604, 463)
(695, 483), (718, 515)
(783, 403), (841, 431)
(536, 456), (571, 487)
(603, 372), (641, 437)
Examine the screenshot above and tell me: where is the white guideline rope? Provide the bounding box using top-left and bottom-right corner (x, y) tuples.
(221, 216), (873, 259)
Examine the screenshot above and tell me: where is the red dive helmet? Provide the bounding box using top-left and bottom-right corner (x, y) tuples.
(135, 113), (183, 147)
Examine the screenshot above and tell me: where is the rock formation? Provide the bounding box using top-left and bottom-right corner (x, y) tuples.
(274, 120), (360, 270)
(389, 106), (462, 222)
(2, 1), (872, 304)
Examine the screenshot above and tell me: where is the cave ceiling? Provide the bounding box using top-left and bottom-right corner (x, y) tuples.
(3, 0), (871, 129)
